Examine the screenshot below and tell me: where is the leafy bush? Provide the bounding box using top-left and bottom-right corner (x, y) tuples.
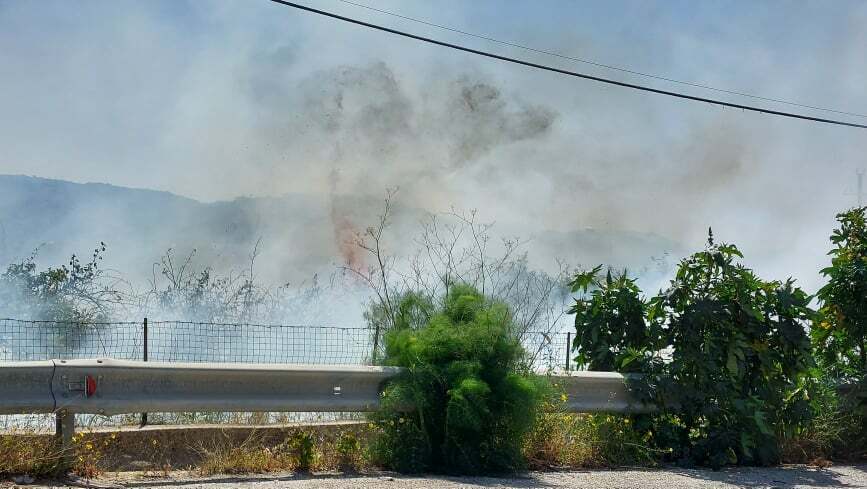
(647, 232), (815, 467)
(371, 285), (546, 474)
(287, 430), (318, 472)
(571, 232), (815, 467)
(815, 207), (867, 377)
(335, 431), (362, 472)
(811, 207), (867, 455)
(569, 267), (659, 372)
(780, 378), (865, 463)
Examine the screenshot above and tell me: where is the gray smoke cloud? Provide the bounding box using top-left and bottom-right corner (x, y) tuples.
(236, 57), (559, 273)
(0, 0), (865, 300)
(243, 59), (557, 202)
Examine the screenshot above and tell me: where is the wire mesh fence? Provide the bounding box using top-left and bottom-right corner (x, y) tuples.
(0, 318), (573, 371)
(146, 321), (378, 365)
(0, 319), (144, 361)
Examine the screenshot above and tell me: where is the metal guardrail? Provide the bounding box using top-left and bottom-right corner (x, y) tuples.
(0, 359), (403, 415)
(53, 359), (402, 415)
(0, 358), (650, 466)
(0, 360), (56, 414)
(554, 371), (651, 413)
(1, 359), (649, 416)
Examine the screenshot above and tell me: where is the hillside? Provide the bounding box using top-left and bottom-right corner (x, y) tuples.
(0, 175), (683, 286)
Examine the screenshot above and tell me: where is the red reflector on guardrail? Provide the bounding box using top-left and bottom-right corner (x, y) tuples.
(86, 375), (97, 397)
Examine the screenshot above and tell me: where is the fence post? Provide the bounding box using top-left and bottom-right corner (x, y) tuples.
(565, 331), (571, 372)
(55, 409), (75, 470)
(140, 317), (148, 427)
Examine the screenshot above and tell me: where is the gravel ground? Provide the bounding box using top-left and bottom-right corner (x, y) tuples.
(13, 465), (867, 489)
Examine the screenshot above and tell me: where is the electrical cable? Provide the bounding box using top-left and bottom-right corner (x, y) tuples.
(335, 0), (867, 120)
(265, 0), (867, 129)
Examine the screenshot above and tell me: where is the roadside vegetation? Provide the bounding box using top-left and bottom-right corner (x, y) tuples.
(1, 205), (866, 478)
(0, 426), (118, 479)
(570, 231), (815, 467)
(563, 209), (867, 467)
(369, 285), (546, 474)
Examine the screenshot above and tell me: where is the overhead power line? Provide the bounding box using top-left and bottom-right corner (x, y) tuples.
(266, 0), (867, 130)
(336, 0), (867, 121)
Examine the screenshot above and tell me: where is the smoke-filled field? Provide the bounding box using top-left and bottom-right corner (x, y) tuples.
(1, 0), (865, 387)
(1, 1), (865, 304)
(0, 168), (860, 331)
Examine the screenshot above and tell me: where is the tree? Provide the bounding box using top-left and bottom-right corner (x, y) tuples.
(815, 207), (867, 377)
(814, 207), (867, 434)
(371, 285), (545, 474)
(569, 231), (815, 467)
(348, 190), (569, 365)
(569, 266), (660, 372)
(646, 231), (814, 467)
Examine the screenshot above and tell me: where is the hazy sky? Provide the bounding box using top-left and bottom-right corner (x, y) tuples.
(1, 0), (866, 291)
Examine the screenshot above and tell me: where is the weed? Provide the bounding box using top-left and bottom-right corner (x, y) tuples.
(198, 432), (291, 475)
(287, 430), (318, 472)
(335, 431), (362, 472)
(0, 433), (62, 478)
(524, 389), (660, 469)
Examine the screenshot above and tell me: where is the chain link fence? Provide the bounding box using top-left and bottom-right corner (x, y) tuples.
(0, 317), (573, 370)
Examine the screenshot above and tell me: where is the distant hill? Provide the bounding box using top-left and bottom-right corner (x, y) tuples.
(0, 175), (684, 286)
(0, 175), (339, 284)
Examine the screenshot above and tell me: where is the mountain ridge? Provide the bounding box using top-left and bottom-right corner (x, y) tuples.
(0, 174), (683, 286)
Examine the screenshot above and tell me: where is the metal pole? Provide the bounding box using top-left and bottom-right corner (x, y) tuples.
(565, 331), (572, 372)
(55, 409), (75, 470)
(858, 169), (864, 207)
(140, 317), (148, 427)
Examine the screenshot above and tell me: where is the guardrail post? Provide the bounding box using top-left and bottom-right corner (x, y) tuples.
(140, 317), (148, 427)
(55, 409), (75, 470)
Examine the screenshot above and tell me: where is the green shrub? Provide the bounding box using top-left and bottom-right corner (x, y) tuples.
(371, 285), (546, 474)
(781, 376), (865, 462)
(815, 207), (867, 377)
(569, 267), (660, 372)
(335, 431), (362, 471)
(811, 207), (867, 455)
(571, 231), (815, 468)
(648, 233), (815, 467)
(287, 430), (317, 472)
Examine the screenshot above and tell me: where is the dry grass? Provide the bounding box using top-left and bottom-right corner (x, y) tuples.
(523, 396), (661, 469)
(781, 411), (867, 464)
(3, 413), (654, 478)
(196, 426), (373, 475)
(7, 413), (861, 478)
(524, 412), (599, 468)
(0, 419), (373, 479)
(197, 443), (295, 475)
(0, 429), (119, 478)
(0, 432), (64, 478)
